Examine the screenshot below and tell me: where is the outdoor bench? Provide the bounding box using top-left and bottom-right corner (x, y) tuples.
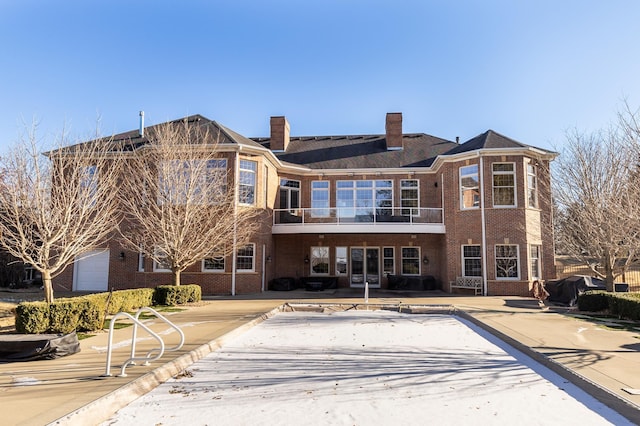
(450, 276), (483, 295)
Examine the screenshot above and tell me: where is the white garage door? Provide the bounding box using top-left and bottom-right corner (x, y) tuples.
(73, 249), (110, 291)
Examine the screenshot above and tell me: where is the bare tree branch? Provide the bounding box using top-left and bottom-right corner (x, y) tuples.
(553, 115), (640, 290)
(118, 119), (261, 286)
(0, 121), (123, 302)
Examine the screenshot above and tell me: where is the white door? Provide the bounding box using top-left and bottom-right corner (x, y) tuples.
(74, 249), (110, 291)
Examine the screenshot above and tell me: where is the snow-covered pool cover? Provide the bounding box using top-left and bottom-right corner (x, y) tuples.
(104, 310), (632, 425)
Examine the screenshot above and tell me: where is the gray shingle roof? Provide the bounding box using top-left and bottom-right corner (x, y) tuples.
(252, 133), (457, 169)
(443, 130), (554, 156)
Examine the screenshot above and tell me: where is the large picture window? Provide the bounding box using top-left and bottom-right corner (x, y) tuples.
(527, 163), (538, 208)
(239, 160), (257, 205)
(400, 179), (419, 216)
(460, 165), (479, 209)
(158, 159), (227, 205)
(462, 245), (482, 277)
(492, 163), (516, 207)
(236, 244), (255, 272)
(495, 244), (519, 279)
(336, 180), (392, 218)
(310, 246), (330, 275)
(401, 247), (420, 275)
(311, 181), (330, 217)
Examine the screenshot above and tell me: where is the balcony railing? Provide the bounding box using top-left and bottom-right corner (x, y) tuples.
(273, 207), (444, 233)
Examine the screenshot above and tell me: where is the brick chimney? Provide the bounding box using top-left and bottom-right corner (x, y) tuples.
(270, 116), (290, 151)
(385, 112), (403, 150)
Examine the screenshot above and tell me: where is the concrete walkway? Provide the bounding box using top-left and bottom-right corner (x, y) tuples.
(1, 290), (640, 425)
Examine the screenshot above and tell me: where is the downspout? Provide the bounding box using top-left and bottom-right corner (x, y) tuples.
(231, 151), (239, 296)
(261, 243), (266, 292)
(479, 155), (488, 296)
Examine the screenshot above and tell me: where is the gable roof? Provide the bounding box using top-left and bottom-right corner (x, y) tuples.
(443, 130), (555, 156)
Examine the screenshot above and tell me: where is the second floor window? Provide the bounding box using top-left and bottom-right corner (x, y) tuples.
(158, 159), (227, 205)
(336, 180), (392, 218)
(279, 179), (300, 212)
(492, 163), (516, 207)
(460, 165), (479, 209)
(311, 181), (330, 217)
(80, 165), (98, 202)
(239, 160), (257, 205)
(400, 179), (419, 216)
(527, 163), (538, 208)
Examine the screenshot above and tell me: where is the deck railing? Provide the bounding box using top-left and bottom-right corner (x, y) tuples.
(273, 207), (443, 226)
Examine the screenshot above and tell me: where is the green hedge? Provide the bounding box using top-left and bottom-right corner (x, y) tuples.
(578, 291), (640, 320)
(154, 284), (201, 306)
(15, 285), (199, 334)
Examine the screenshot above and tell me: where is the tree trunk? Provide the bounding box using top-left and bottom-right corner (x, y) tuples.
(604, 255), (615, 292)
(172, 268), (181, 286)
(42, 270), (54, 303)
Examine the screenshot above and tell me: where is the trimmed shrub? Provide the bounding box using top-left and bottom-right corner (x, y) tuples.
(15, 288), (156, 334)
(154, 284), (201, 306)
(104, 288), (155, 314)
(609, 294), (640, 321)
(15, 302), (50, 334)
(48, 298), (83, 334)
(577, 292), (608, 312)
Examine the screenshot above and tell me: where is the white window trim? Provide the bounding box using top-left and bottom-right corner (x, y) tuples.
(280, 178), (301, 213)
(239, 159), (257, 206)
(236, 243), (255, 272)
(492, 162), (517, 208)
(311, 180), (330, 218)
(153, 247), (171, 272)
(529, 244), (541, 280)
(526, 161), (539, 209)
(400, 179), (419, 217)
(401, 246), (421, 276)
(460, 164), (480, 210)
(310, 246), (330, 276)
(495, 244), (520, 280)
(138, 245), (145, 272)
(383, 246), (395, 276)
(335, 246), (348, 276)
(202, 256), (225, 273)
(461, 244), (482, 277)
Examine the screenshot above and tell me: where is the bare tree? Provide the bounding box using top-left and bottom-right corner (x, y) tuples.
(118, 119), (261, 287)
(0, 122), (123, 302)
(553, 118), (640, 290)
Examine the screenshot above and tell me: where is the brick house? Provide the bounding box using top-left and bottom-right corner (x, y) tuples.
(53, 112), (557, 296)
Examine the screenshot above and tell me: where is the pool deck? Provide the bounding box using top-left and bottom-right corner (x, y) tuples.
(2, 290), (640, 425)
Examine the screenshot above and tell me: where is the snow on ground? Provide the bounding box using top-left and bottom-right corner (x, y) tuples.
(103, 310), (632, 426)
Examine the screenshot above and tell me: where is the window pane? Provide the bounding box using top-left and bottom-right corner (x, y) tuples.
(401, 247), (420, 275)
(462, 245), (482, 277)
(311, 246), (329, 275)
(496, 245), (518, 278)
(460, 165), (479, 209)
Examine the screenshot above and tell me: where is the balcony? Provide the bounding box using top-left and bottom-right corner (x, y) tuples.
(272, 207), (445, 234)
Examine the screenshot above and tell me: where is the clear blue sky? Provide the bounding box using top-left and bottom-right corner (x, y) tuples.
(2, 0), (640, 152)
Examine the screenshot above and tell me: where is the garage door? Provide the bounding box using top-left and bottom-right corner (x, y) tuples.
(73, 249), (110, 291)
